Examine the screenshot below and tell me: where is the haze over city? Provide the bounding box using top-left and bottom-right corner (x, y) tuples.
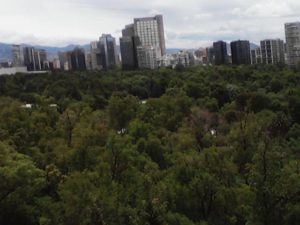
(1, 0), (300, 48)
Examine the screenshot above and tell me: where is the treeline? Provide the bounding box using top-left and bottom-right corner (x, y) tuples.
(0, 65), (299, 225)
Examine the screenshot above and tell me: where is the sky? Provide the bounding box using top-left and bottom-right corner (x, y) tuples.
(0, 0), (299, 48)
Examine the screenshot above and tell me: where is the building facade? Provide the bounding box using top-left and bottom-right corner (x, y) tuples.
(35, 49), (47, 70)
(120, 24), (139, 70)
(120, 36), (139, 70)
(250, 48), (262, 64)
(213, 41), (228, 65)
(136, 46), (159, 69)
(0, 67), (28, 76)
(58, 48), (86, 71)
(12, 45), (24, 67)
(230, 40), (251, 65)
(285, 22), (300, 66)
(99, 34), (118, 70)
(119, 15), (166, 70)
(58, 51), (72, 71)
(260, 39), (285, 64)
(90, 41), (103, 70)
(23, 47), (48, 71)
(52, 58), (61, 70)
(23, 47), (35, 71)
(205, 47), (215, 65)
(134, 15), (166, 57)
(176, 50), (190, 67)
(70, 48), (86, 70)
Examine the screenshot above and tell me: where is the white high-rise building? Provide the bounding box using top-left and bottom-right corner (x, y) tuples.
(12, 45), (24, 67)
(260, 39), (285, 65)
(285, 22), (300, 66)
(134, 15), (166, 57)
(132, 15), (166, 69)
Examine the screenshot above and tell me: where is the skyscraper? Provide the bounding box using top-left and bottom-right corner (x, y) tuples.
(99, 34), (118, 70)
(23, 47), (48, 71)
(70, 48), (86, 70)
(260, 39), (285, 65)
(119, 15), (166, 70)
(230, 40), (251, 65)
(213, 41), (228, 65)
(23, 47), (36, 71)
(34, 49), (47, 70)
(120, 24), (139, 70)
(134, 15), (166, 57)
(12, 45), (24, 67)
(285, 22), (300, 66)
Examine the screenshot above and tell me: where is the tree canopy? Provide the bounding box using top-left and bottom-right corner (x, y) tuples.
(0, 65), (299, 225)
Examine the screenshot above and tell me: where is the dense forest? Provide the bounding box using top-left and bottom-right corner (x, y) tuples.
(0, 65), (299, 225)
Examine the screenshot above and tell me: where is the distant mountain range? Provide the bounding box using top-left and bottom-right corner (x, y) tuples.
(0, 43), (90, 62)
(0, 43), (13, 62)
(250, 43), (259, 49)
(0, 42), (260, 62)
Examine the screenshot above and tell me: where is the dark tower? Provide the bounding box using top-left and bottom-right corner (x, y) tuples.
(213, 41), (228, 65)
(230, 40), (251, 65)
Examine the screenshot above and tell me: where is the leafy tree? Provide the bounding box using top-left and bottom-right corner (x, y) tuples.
(0, 142), (45, 225)
(108, 92), (139, 132)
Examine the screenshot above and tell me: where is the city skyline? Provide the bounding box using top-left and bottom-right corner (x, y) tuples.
(1, 0), (300, 48)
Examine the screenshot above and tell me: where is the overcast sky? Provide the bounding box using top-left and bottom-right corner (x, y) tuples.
(0, 0), (299, 48)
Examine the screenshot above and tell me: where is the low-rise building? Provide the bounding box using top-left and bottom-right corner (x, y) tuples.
(0, 67), (28, 76)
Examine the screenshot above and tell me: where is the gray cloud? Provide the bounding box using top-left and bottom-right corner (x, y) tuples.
(0, 0), (299, 48)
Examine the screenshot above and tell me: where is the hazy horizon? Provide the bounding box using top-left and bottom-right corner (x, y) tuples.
(1, 0), (299, 48)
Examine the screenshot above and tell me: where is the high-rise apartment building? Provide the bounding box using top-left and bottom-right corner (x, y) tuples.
(260, 39), (285, 65)
(213, 41), (228, 65)
(230, 40), (251, 65)
(134, 15), (166, 57)
(285, 22), (300, 66)
(99, 34), (118, 70)
(250, 48), (262, 64)
(12, 45), (24, 67)
(90, 41), (103, 70)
